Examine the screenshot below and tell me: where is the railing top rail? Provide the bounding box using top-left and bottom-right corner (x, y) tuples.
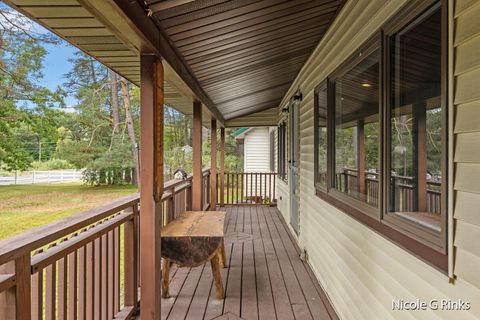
(163, 176), (193, 190)
(224, 171), (278, 174)
(0, 193), (140, 265)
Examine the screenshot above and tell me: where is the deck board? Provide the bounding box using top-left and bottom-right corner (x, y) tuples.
(162, 205), (336, 320)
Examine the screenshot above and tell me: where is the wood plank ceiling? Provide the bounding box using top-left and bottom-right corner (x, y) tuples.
(146, 0), (346, 120)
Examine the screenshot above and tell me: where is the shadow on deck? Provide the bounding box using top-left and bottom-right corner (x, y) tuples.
(161, 205), (338, 320)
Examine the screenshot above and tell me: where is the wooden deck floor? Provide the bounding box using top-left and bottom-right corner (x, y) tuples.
(161, 205), (337, 320)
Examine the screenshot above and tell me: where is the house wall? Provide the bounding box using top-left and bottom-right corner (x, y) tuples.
(275, 0), (480, 319)
(243, 127), (274, 201)
(452, 0), (480, 296)
(244, 127), (271, 173)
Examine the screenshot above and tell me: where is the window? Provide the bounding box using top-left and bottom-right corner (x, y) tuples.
(313, 0), (447, 270)
(277, 121), (287, 181)
(384, 1), (446, 249)
(331, 45), (380, 207)
(314, 83), (328, 189)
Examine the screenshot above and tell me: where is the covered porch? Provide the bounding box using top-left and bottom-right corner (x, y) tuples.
(0, 0), (343, 319)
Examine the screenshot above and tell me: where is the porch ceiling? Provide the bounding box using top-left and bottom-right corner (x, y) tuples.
(147, 0), (346, 120)
(3, 0), (346, 123)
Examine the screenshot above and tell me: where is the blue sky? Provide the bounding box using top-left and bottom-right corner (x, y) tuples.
(42, 42), (79, 107)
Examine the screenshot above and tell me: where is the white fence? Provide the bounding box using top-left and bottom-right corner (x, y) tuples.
(0, 169), (84, 185)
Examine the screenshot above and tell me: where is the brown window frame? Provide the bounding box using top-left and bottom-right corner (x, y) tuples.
(313, 0), (448, 272)
(314, 81), (328, 192)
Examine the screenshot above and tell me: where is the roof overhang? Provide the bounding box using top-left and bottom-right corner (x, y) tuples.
(3, 0), (346, 126)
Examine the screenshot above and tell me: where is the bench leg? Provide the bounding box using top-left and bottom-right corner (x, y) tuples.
(162, 259), (172, 298)
(220, 239), (227, 268)
(210, 253), (225, 299)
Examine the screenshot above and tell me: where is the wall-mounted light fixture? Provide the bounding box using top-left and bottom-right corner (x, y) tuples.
(292, 89), (303, 103)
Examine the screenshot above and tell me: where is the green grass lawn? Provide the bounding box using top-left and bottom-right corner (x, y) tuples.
(0, 183), (137, 240)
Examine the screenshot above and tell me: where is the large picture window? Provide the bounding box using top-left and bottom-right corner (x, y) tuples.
(332, 45), (380, 207)
(314, 83), (328, 189)
(313, 0), (447, 270)
(384, 1), (446, 249)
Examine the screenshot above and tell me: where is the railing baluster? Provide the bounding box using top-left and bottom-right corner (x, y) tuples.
(241, 173), (244, 204)
(86, 241), (94, 320)
(78, 246), (87, 320)
(114, 227), (120, 314)
(58, 254), (68, 320)
(268, 173), (272, 204)
(45, 258), (56, 320)
(94, 237), (101, 320)
(68, 250), (78, 320)
(273, 173), (276, 203)
(31, 268), (43, 320)
(258, 173), (261, 204)
(255, 173), (258, 204)
(101, 235), (108, 320)
(225, 173), (230, 204)
(107, 230), (114, 320)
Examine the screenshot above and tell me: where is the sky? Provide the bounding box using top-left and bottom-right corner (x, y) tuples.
(42, 42), (79, 107)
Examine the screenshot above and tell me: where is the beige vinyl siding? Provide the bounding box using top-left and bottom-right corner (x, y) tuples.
(453, 0), (480, 292)
(274, 0), (480, 319)
(244, 128), (271, 173)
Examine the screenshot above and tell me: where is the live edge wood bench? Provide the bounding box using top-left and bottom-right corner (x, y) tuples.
(161, 211), (227, 299)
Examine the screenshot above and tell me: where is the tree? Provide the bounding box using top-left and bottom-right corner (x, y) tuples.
(120, 77), (139, 185)
(0, 7), (65, 171)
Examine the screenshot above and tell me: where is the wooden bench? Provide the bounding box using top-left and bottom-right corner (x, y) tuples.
(161, 211), (227, 299)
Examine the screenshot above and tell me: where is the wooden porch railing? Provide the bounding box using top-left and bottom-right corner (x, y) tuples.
(217, 172), (277, 205)
(335, 168), (441, 214)
(0, 169), (210, 319)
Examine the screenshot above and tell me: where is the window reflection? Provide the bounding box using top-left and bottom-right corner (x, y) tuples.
(389, 4), (442, 232)
(334, 49), (380, 207)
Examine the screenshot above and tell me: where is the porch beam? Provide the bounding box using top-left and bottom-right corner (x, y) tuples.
(210, 119), (217, 210)
(139, 54), (162, 320)
(413, 102), (427, 212)
(149, 0), (196, 12)
(111, 0), (225, 125)
(220, 128), (225, 207)
(192, 101), (203, 211)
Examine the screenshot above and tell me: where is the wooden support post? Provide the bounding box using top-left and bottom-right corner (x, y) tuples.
(210, 120), (217, 210)
(357, 120), (366, 195)
(5, 255), (31, 320)
(139, 54), (162, 320)
(192, 101), (203, 211)
(220, 128), (225, 207)
(413, 102), (427, 212)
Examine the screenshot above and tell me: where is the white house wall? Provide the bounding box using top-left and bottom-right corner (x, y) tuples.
(275, 0), (480, 319)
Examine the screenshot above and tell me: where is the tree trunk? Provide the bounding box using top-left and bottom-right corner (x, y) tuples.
(120, 77), (140, 186)
(110, 69), (120, 132)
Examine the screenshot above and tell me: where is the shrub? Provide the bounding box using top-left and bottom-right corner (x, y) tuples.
(30, 159), (75, 170)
